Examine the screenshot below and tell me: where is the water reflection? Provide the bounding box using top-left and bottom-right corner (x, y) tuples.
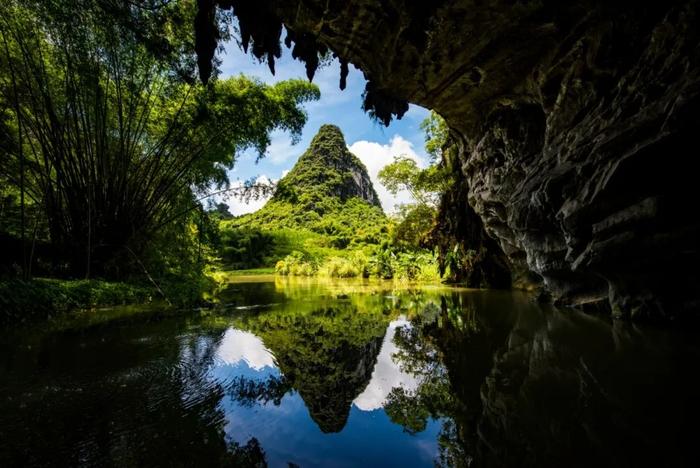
(354, 317), (419, 411)
(1, 278), (699, 467)
(212, 287), (442, 466)
(215, 329), (275, 370)
(386, 292), (700, 467)
(0, 318), (265, 466)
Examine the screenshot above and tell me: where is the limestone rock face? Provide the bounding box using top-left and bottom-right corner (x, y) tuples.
(268, 0), (700, 319)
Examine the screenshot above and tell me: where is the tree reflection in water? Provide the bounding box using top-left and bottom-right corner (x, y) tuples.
(385, 294), (481, 466)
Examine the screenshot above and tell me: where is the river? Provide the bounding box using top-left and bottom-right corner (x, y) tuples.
(1, 276), (698, 467)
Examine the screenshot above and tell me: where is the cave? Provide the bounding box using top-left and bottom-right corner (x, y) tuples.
(197, 0), (700, 320)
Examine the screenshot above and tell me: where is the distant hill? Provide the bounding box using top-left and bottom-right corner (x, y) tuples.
(229, 125), (387, 252)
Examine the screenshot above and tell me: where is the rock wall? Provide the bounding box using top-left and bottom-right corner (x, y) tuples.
(265, 0), (700, 319)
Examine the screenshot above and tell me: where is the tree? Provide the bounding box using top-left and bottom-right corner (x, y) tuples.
(378, 111), (452, 250)
(0, 0), (319, 278)
(378, 112), (452, 210)
(378, 157), (446, 209)
(420, 110), (451, 163)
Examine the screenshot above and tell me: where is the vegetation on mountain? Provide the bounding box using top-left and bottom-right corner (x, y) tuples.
(216, 124), (444, 281)
(229, 125), (386, 246)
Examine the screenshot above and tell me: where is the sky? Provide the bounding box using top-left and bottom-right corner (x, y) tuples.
(217, 36), (431, 215)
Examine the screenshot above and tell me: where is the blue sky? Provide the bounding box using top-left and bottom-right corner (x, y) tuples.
(218, 38), (430, 214)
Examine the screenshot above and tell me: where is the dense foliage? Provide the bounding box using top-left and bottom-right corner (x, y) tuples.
(232, 125), (385, 246)
(0, 0), (319, 298)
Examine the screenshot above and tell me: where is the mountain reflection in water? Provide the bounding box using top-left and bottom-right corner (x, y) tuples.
(1, 276), (699, 467)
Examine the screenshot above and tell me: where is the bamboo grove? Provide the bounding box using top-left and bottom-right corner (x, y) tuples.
(0, 0), (319, 280)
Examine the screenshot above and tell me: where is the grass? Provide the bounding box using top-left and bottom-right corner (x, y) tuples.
(218, 267), (276, 276)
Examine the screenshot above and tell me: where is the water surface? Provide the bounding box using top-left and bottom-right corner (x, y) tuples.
(1, 276), (698, 467)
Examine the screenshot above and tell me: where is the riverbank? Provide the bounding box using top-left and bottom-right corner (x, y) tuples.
(0, 278), (155, 324)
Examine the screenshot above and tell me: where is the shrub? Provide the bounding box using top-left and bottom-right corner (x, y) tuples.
(368, 246), (395, 279)
(323, 257), (361, 278)
(392, 251), (441, 281)
(275, 260), (290, 275)
(275, 251), (317, 276)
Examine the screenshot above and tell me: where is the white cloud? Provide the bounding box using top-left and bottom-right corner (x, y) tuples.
(348, 135), (426, 213)
(353, 318), (419, 411)
(224, 175), (276, 215)
(216, 328), (276, 371)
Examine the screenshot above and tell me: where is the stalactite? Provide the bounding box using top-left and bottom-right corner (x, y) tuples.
(194, 0), (410, 125)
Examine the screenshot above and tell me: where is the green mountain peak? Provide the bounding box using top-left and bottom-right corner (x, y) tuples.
(274, 124), (381, 207)
(228, 125), (387, 252)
